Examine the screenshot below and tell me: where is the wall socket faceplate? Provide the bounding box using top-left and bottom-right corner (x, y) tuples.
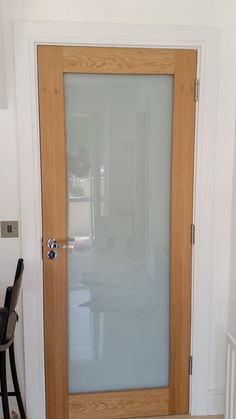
(1, 221), (19, 238)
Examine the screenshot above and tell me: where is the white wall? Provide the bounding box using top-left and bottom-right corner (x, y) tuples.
(0, 1), (24, 413)
(1, 0), (236, 415)
(228, 114), (236, 338)
(208, 27), (236, 411)
(0, 0), (6, 107)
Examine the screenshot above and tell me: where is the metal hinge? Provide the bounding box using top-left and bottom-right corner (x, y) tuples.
(195, 79), (200, 102)
(41, 238), (44, 259)
(189, 355), (193, 375)
(191, 224), (195, 245)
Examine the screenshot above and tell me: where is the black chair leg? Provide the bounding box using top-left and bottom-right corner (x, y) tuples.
(0, 351), (10, 419)
(9, 343), (26, 419)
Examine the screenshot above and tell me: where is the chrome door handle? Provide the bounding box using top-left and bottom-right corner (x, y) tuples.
(47, 238), (74, 250)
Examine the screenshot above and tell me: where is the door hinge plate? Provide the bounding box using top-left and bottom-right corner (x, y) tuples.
(189, 355), (193, 375)
(195, 79), (200, 102)
(191, 224), (195, 245)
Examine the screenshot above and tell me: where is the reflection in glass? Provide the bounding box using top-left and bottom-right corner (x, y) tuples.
(64, 74), (173, 393)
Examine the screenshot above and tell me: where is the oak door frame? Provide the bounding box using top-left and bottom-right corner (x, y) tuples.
(14, 21), (221, 419)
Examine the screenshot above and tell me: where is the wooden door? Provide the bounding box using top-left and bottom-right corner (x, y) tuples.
(38, 46), (197, 419)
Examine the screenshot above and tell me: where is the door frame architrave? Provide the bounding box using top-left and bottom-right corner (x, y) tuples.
(13, 21), (220, 419)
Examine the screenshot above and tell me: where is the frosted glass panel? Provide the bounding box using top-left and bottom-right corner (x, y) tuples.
(64, 74), (173, 393)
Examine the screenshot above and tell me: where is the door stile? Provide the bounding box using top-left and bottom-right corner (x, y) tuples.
(38, 46), (69, 419)
(169, 50), (197, 413)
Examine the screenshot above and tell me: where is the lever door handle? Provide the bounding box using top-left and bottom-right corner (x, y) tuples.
(47, 238), (74, 250)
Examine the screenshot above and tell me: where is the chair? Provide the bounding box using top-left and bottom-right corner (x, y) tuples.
(0, 259), (26, 419)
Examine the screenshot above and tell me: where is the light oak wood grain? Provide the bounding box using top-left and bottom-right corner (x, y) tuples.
(69, 389), (169, 419)
(169, 49), (197, 414)
(63, 46), (176, 74)
(38, 45), (69, 419)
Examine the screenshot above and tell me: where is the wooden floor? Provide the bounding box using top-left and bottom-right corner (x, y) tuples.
(7, 413), (224, 419)
(133, 416), (223, 419)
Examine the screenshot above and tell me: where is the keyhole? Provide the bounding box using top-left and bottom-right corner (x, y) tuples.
(47, 250), (57, 260)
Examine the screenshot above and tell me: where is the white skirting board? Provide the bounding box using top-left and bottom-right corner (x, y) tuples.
(226, 333), (236, 419)
(207, 389), (225, 415)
